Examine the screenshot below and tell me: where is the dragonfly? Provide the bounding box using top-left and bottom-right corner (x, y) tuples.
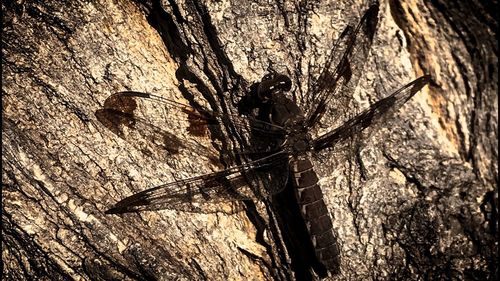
(97, 3), (431, 275)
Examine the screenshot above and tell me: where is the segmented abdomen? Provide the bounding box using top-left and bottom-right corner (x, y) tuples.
(291, 158), (340, 273)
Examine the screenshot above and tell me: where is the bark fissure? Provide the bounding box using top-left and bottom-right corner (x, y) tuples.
(2, 0), (497, 280)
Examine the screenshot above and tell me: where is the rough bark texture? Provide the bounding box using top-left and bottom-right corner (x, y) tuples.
(2, 0), (497, 280)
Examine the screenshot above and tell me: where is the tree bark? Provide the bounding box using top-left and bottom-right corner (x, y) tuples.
(2, 0), (497, 280)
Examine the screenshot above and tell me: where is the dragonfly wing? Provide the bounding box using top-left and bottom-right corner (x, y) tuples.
(96, 91), (286, 166)
(103, 91), (285, 135)
(105, 151), (290, 214)
(305, 4), (379, 128)
(95, 106), (222, 166)
(313, 75), (431, 151)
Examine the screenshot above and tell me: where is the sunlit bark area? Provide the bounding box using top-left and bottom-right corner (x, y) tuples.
(2, 0), (497, 280)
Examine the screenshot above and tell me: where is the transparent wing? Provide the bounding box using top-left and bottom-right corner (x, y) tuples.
(103, 91), (284, 134)
(105, 151), (290, 214)
(95, 91), (285, 164)
(305, 4), (379, 128)
(313, 75), (431, 151)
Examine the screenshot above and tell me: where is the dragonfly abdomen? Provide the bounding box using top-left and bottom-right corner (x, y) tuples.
(291, 158), (340, 273)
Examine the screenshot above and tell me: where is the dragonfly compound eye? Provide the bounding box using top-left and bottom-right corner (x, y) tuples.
(257, 74), (292, 101)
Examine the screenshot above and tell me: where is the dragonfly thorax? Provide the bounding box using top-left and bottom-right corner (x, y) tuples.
(284, 118), (313, 155)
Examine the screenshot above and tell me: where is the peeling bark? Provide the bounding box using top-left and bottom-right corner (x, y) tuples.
(2, 0), (497, 280)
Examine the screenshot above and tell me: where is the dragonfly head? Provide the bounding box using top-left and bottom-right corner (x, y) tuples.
(257, 73), (292, 102)
(237, 73), (291, 118)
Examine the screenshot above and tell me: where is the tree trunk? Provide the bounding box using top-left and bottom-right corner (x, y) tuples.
(2, 0), (497, 280)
